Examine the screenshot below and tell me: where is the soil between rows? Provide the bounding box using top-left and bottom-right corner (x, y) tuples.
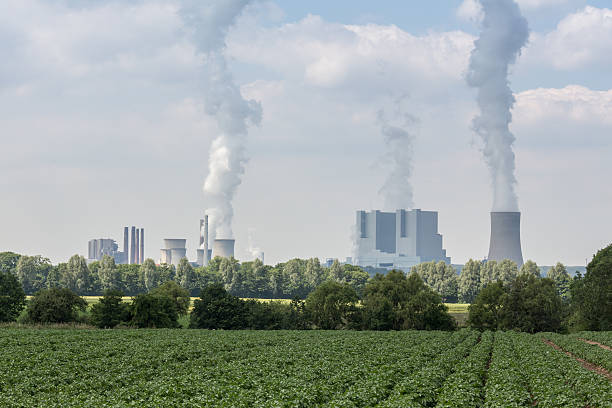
(542, 339), (612, 382)
(578, 338), (612, 351)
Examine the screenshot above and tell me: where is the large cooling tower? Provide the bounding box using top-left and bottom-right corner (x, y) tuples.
(487, 212), (524, 267)
(213, 239), (235, 259)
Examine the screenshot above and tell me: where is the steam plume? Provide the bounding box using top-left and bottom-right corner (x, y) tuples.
(466, 0), (528, 211)
(378, 96), (416, 210)
(180, 0), (262, 239)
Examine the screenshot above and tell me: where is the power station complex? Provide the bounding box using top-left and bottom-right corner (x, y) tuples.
(87, 226), (144, 264)
(353, 209), (451, 270)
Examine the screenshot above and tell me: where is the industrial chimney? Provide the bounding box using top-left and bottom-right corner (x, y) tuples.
(487, 212), (524, 267)
(140, 228), (144, 264)
(123, 227), (128, 264)
(130, 226), (136, 264)
(213, 239), (234, 259)
(135, 229), (140, 264)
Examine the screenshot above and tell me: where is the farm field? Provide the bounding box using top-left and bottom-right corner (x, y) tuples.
(1, 329), (610, 407)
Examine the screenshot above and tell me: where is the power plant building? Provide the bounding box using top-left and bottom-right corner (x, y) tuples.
(87, 226), (144, 265)
(160, 239), (187, 267)
(487, 212), (524, 267)
(354, 209), (450, 270)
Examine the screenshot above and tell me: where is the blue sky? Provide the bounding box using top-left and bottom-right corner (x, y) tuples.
(0, 0), (610, 266)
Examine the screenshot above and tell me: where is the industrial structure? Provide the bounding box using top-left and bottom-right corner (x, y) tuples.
(87, 226), (144, 264)
(353, 209), (450, 270)
(160, 239), (187, 267)
(487, 212), (524, 266)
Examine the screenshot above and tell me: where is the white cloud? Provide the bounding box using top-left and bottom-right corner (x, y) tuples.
(526, 6), (612, 70)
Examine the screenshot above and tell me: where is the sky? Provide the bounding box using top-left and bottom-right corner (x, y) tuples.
(0, 0), (610, 266)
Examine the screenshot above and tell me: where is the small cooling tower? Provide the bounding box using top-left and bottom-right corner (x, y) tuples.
(213, 239), (235, 259)
(487, 212), (524, 267)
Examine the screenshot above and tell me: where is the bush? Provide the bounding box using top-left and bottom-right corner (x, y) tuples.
(90, 290), (131, 328)
(305, 281), (359, 330)
(131, 294), (179, 328)
(0, 271), (26, 322)
(149, 281), (190, 315)
(189, 284), (247, 329)
(26, 288), (87, 323)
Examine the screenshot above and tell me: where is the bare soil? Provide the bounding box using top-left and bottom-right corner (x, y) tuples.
(578, 338), (612, 351)
(542, 339), (612, 382)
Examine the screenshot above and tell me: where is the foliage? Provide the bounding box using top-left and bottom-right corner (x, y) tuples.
(305, 281), (359, 330)
(362, 271), (455, 331)
(0, 251), (21, 275)
(15, 255), (52, 294)
(141, 258), (161, 291)
(519, 259), (541, 278)
(25, 288), (87, 323)
(130, 294), (179, 329)
(97, 255), (119, 291)
(467, 281), (505, 330)
(189, 283), (247, 329)
(63, 255), (91, 294)
(458, 259), (481, 303)
(149, 280), (190, 315)
(569, 243), (612, 331)
(0, 271), (26, 322)
(546, 262), (571, 301)
(89, 289), (130, 328)
(411, 261), (458, 302)
(176, 257), (196, 293)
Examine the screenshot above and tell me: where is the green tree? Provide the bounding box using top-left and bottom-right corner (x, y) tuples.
(130, 294), (179, 328)
(141, 258), (161, 291)
(98, 255), (119, 291)
(494, 259), (519, 285)
(26, 288), (87, 323)
(62, 255), (91, 294)
(411, 261), (458, 302)
(467, 281), (505, 330)
(218, 257), (239, 293)
(362, 271), (454, 331)
(0, 271), (26, 322)
(284, 259), (308, 298)
(189, 284), (247, 329)
(90, 289), (130, 328)
(479, 260), (497, 289)
(570, 243), (612, 331)
(547, 262), (571, 301)
(149, 280), (190, 315)
(0, 252), (21, 275)
(305, 258), (326, 288)
(458, 259), (481, 303)
(519, 260), (541, 278)
(500, 275), (564, 333)
(305, 281), (358, 330)
(15, 255), (51, 294)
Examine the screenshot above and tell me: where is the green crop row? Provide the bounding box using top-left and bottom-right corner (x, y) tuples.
(539, 332), (612, 372)
(511, 331), (612, 408)
(435, 330), (494, 408)
(1, 329), (610, 407)
(574, 331), (612, 348)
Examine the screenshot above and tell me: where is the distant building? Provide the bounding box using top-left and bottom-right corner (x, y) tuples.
(160, 239), (187, 267)
(88, 238), (126, 264)
(354, 209), (450, 271)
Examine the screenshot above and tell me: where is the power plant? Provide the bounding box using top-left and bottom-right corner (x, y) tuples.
(159, 239), (187, 267)
(353, 209), (450, 270)
(487, 212), (524, 267)
(87, 226), (144, 264)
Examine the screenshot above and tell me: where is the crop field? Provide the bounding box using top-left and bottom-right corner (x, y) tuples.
(0, 329), (610, 407)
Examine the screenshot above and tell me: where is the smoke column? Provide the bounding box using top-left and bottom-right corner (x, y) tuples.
(466, 0), (528, 211)
(180, 0), (262, 239)
(377, 96), (416, 210)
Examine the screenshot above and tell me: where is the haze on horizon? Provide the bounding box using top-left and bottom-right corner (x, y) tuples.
(1, 0), (611, 267)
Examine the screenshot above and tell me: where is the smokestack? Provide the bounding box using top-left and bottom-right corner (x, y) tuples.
(140, 228), (144, 264)
(123, 227), (128, 264)
(203, 215), (209, 266)
(130, 226), (136, 264)
(213, 239), (234, 259)
(135, 228), (140, 264)
(199, 219), (204, 247)
(488, 212), (524, 267)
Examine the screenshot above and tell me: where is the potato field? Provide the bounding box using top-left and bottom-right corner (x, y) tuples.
(1, 329), (610, 407)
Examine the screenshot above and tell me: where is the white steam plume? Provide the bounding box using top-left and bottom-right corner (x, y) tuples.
(378, 95), (416, 210)
(247, 228), (264, 262)
(466, 0), (528, 212)
(180, 0), (262, 239)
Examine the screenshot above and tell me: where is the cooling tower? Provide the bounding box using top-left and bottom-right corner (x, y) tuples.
(213, 239), (235, 259)
(487, 212), (524, 267)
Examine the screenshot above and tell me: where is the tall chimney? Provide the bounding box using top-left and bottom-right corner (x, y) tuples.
(203, 215), (209, 266)
(487, 212), (524, 267)
(135, 228), (140, 265)
(140, 228), (144, 264)
(130, 226), (136, 264)
(123, 227), (128, 264)
(199, 219), (204, 247)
